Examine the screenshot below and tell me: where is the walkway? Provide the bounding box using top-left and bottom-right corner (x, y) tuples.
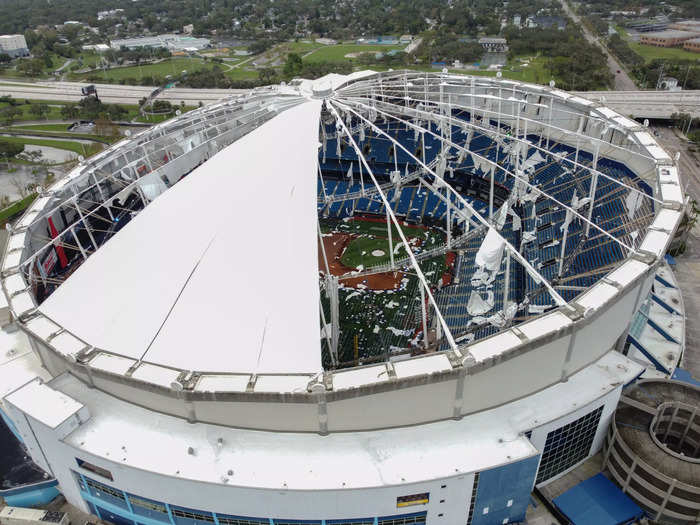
(652, 126), (700, 380)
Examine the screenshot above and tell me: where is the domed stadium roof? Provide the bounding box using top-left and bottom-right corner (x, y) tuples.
(1, 71), (684, 431)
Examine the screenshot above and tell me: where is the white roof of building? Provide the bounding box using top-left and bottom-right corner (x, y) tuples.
(48, 350), (640, 491)
(39, 100), (324, 375)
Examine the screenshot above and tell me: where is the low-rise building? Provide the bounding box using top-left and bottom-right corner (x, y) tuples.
(478, 37), (508, 53)
(183, 24), (194, 34)
(82, 44), (111, 53)
(97, 9), (124, 21)
(683, 37), (700, 53)
(0, 34), (29, 58)
(668, 20), (700, 33)
(399, 34), (413, 44)
(640, 30), (698, 47)
(111, 34), (211, 51)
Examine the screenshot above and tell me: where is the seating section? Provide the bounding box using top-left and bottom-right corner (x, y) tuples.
(318, 110), (655, 352)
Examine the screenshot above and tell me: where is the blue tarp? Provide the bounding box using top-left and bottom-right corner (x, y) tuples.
(553, 473), (645, 525)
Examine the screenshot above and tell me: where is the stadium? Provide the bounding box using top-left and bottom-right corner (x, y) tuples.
(0, 71), (694, 524)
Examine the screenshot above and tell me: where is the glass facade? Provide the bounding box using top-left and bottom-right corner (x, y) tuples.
(74, 472), (427, 525)
(536, 406), (603, 484)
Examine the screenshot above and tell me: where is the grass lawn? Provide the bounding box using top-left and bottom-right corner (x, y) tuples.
(331, 218), (444, 269)
(0, 193), (37, 225)
(341, 236), (411, 268)
(0, 135), (103, 157)
(0, 102), (66, 122)
(70, 57), (210, 81)
(224, 67), (259, 80)
(304, 44), (406, 63)
(278, 41), (324, 55)
(627, 41), (699, 62)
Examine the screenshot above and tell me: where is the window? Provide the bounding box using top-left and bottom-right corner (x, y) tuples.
(273, 521), (321, 525)
(128, 494), (170, 523)
(377, 512), (426, 525)
(466, 472), (480, 525)
(85, 477), (128, 510)
(171, 506), (215, 525)
(536, 406), (603, 484)
(217, 517), (269, 525)
(326, 518), (374, 525)
(76, 458), (113, 481)
(396, 493), (429, 508)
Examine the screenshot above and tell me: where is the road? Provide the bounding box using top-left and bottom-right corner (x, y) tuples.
(652, 126), (700, 379)
(558, 0), (637, 91)
(0, 80), (248, 106)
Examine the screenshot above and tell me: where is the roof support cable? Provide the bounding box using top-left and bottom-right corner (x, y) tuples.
(326, 100), (461, 355)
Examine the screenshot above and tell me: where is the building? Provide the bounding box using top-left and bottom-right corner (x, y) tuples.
(639, 30), (699, 47)
(97, 9), (124, 21)
(668, 19), (700, 33)
(399, 35), (413, 44)
(478, 37), (508, 52)
(81, 44), (110, 53)
(357, 36), (399, 45)
(625, 16), (670, 33)
(183, 24), (194, 34)
(530, 16), (566, 30)
(0, 34), (29, 58)
(0, 71), (687, 525)
(658, 77), (682, 91)
(110, 34), (211, 51)
(684, 37), (700, 52)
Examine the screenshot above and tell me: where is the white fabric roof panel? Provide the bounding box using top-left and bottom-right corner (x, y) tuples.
(40, 100), (323, 375)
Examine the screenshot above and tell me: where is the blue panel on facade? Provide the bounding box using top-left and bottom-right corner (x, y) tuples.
(470, 455), (540, 525)
(96, 505), (136, 525)
(553, 473), (644, 525)
(4, 485), (60, 507)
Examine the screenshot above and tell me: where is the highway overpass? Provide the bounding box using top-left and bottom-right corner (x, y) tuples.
(0, 80), (697, 120)
(573, 90), (700, 119)
(0, 80), (246, 106)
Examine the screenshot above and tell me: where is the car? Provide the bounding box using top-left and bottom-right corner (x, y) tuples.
(616, 70), (621, 74)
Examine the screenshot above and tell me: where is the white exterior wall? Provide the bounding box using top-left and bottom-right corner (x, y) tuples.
(0, 35), (29, 56)
(7, 412), (475, 522)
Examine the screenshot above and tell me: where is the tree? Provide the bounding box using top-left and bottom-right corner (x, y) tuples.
(257, 67), (277, 85)
(29, 103), (49, 120)
(60, 103), (80, 120)
(0, 53), (10, 64)
(16, 58), (44, 76)
(0, 106), (22, 126)
(0, 140), (24, 158)
(283, 52), (303, 78)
